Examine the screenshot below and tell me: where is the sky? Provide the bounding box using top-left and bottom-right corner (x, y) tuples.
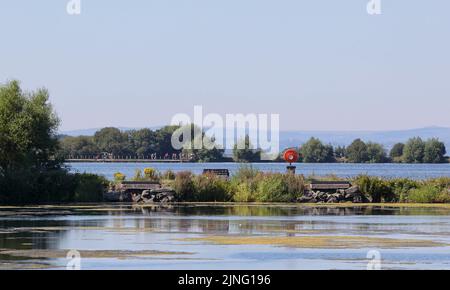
(0, 0), (449, 132)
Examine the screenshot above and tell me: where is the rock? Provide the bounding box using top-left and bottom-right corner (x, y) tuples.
(352, 195), (363, 203)
(344, 193), (353, 200)
(327, 197), (338, 203)
(141, 190), (152, 198)
(345, 186), (360, 195)
(136, 188), (176, 204)
(331, 193), (343, 200)
(298, 196), (314, 203)
(132, 193), (143, 203)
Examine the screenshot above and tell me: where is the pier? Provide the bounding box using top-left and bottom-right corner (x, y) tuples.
(66, 158), (190, 163)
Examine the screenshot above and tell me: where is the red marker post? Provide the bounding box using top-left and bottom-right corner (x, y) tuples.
(283, 148), (299, 174)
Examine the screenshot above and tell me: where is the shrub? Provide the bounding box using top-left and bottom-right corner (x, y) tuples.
(354, 175), (394, 202)
(144, 168), (159, 181)
(428, 177), (450, 189)
(35, 169), (78, 203)
(407, 185), (448, 203)
(114, 172), (126, 183)
(232, 182), (255, 202)
(254, 174), (287, 202)
(133, 169), (144, 181)
(73, 173), (109, 202)
(161, 170), (176, 180)
(233, 165), (260, 181)
(193, 174), (230, 202)
(388, 178), (419, 202)
(254, 173), (304, 202)
(283, 173), (306, 198)
(173, 171), (196, 201)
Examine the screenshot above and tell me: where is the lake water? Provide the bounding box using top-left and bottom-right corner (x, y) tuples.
(67, 162), (450, 180)
(1, 204), (450, 270)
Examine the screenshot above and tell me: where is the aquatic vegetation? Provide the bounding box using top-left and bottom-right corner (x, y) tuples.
(354, 175), (394, 202)
(230, 169), (305, 202)
(184, 235), (448, 249)
(193, 173), (231, 202)
(173, 171), (196, 201)
(407, 185), (450, 203)
(0, 249), (193, 259)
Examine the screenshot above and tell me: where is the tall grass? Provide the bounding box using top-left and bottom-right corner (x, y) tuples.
(166, 169), (450, 204)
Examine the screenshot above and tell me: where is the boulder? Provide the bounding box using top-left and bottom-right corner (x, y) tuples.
(345, 186), (361, 195)
(141, 190), (152, 198)
(327, 197), (338, 203)
(132, 193), (143, 203)
(298, 196), (314, 203)
(138, 188), (176, 204)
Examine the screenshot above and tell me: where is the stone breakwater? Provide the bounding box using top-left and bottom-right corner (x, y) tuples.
(104, 188), (176, 204)
(298, 186), (370, 204)
(105, 184), (370, 204)
(132, 188), (176, 204)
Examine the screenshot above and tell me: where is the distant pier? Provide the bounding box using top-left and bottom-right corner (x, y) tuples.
(66, 158), (190, 163)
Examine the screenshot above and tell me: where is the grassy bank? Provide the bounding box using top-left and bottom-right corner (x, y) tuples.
(117, 166), (450, 204)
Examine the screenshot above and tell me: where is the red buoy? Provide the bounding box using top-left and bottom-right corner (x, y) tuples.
(283, 149), (299, 164)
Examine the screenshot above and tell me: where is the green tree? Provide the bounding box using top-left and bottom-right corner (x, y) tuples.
(94, 127), (129, 156)
(300, 138), (335, 163)
(346, 139), (369, 163)
(423, 138), (446, 163)
(334, 146), (347, 159)
(232, 135), (261, 162)
(0, 81), (109, 203)
(0, 81), (61, 202)
(366, 142), (388, 163)
(127, 128), (157, 157)
(59, 136), (98, 157)
(153, 125), (182, 156)
(403, 137), (425, 163)
(390, 143), (405, 161)
(175, 124), (224, 162)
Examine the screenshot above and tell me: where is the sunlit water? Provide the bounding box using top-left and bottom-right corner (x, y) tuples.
(67, 162), (450, 180)
(1, 204), (450, 270)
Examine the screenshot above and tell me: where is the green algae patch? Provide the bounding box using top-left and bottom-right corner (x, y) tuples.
(0, 249), (193, 260)
(0, 261), (55, 270)
(183, 235), (448, 249)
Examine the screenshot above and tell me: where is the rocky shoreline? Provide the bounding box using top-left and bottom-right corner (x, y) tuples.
(105, 184), (371, 204)
(298, 186), (370, 204)
(104, 188), (176, 204)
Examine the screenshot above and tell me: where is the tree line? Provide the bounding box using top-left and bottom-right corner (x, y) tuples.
(60, 126), (182, 158)
(60, 127), (448, 164)
(296, 137), (448, 164)
(59, 125), (227, 162)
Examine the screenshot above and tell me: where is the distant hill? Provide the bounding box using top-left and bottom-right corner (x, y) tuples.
(62, 126), (450, 150)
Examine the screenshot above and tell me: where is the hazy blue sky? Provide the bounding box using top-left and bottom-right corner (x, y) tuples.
(1, 1), (449, 131)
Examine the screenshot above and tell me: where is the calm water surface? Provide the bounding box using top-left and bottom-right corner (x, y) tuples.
(1, 204), (450, 270)
(67, 162), (450, 180)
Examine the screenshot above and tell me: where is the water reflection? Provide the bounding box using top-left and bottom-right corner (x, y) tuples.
(1, 204), (450, 269)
